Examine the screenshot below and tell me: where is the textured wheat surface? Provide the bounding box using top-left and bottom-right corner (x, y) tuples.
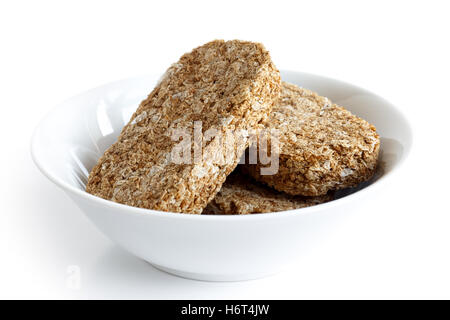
(243, 82), (380, 196)
(86, 40), (281, 213)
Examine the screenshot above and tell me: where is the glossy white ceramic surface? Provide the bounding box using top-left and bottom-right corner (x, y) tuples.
(31, 71), (412, 281)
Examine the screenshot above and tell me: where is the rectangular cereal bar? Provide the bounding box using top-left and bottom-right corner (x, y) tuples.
(86, 40), (281, 213)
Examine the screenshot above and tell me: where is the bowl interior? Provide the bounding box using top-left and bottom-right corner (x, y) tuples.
(32, 71), (412, 203)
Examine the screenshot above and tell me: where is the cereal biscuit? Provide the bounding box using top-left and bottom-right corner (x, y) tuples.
(242, 82), (380, 196)
(203, 171), (332, 214)
(86, 40), (281, 213)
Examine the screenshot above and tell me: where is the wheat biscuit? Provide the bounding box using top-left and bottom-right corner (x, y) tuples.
(202, 171), (332, 214)
(86, 40), (281, 213)
(242, 82), (380, 196)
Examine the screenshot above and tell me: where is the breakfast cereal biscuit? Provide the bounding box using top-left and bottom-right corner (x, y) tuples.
(242, 82), (380, 196)
(202, 170), (332, 214)
(86, 40), (281, 214)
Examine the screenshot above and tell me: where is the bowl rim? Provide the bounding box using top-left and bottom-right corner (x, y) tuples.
(30, 70), (413, 221)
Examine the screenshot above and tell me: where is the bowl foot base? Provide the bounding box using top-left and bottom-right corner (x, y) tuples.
(149, 262), (279, 282)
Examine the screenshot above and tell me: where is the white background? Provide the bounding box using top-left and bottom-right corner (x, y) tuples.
(1, 0), (449, 299)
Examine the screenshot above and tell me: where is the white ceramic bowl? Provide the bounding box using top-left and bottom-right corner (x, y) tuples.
(31, 71), (412, 281)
